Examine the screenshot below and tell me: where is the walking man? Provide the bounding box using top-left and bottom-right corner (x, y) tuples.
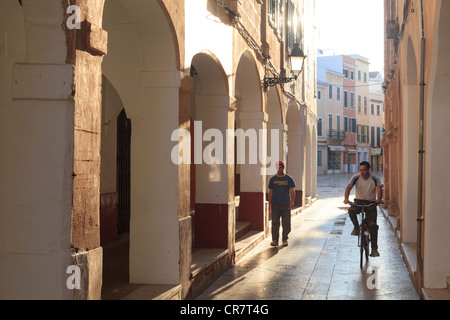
(268, 160), (296, 247)
(344, 161), (383, 257)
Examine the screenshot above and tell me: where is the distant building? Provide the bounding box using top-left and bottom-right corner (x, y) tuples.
(317, 56), (345, 174)
(348, 54), (371, 166)
(368, 71), (384, 172)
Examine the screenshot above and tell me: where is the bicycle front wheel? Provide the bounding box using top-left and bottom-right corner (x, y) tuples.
(360, 230), (365, 268)
(364, 233), (370, 262)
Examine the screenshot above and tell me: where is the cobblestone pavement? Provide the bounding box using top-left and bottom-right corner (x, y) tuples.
(196, 173), (419, 300)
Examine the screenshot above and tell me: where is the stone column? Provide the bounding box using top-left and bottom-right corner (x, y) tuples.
(237, 111), (268, 231)
(193, 94), (234, 249)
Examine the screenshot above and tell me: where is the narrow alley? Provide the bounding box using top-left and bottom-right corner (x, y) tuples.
(196, 173), (419, 300)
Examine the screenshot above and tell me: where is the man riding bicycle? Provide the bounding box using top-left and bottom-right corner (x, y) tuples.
(344, 161), (383, 257)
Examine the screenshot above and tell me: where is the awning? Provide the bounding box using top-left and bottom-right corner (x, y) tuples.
(328, 146), (345, 152)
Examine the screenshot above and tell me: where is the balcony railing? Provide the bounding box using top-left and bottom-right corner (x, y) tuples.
(328, 130), (346, 141)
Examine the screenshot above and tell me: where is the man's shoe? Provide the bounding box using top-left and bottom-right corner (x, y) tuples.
(282, 241), (288, 247)
(270, 241), (278, 247)
(370, 249), (380, 257)
(351, 227), (360, 236)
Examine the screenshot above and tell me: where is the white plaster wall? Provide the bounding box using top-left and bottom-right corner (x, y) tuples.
(239, 113), (267, 193)
(185, 0), (233, 82)
(400, 37), (419, 244)
(194, 96), (230, 204)
(423, 0), (450, 288)
(0, 0), (74, 299)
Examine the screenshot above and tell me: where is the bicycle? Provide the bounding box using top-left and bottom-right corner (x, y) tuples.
(348, 201), (378, 268)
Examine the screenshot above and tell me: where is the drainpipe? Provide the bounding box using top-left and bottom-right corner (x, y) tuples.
(417, 0), (425, 291)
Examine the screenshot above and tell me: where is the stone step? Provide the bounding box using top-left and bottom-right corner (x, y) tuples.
(421, 277), (450, 300)
(235, 220), (251, 240)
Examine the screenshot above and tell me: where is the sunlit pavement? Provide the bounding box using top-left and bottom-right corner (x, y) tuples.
(196, 173), (419, 300)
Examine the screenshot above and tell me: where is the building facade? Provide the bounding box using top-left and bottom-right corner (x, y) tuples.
(369, 71), (385, 172)
(383, 0), (450, 297)
(317, 54), (360, 175)
(0, 0), (318, 299)
(349, 54), (371, 166)
(316, 79), (328, 175)
(342, 56), (357, 173)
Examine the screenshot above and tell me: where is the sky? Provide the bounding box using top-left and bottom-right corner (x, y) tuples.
(315, 0), (385, 74)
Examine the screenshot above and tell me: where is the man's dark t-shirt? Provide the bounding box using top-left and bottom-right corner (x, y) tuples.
(268, 175), (296, 205)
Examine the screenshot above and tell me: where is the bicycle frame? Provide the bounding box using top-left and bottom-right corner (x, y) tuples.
(348, 201), (376, 268)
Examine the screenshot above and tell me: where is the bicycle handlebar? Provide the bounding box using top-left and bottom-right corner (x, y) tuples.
(348, 201), (382, 208)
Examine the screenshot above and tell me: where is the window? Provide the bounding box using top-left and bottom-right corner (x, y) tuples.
(286, 0), (302, 51)
(344, 90), (348, 108)
(318, 151), (322, 166)
(358, 95), (362, 113)
(328, 114), (333, 138)
(344, 116), (348, 132)
(343, 69), (349, 78)
(318, 118), (323, 136)
(371, 126), (375, 146)
(337, 87), (341, 101)
(377, 104), (380, 116)
(350, 92), (355, 109)
(371, 104), (375, 115)
(364, 97), (368, 114)
(377, 127), (381, 146)
(268, 0), (283, 40)
(337, 115), (341, 132)
(350, 70), (354, 80)
(360, 126), (366, 143)
(351, 118), (357, 133)
(329, 84), (333, 99)
(317, 89), (322, 100)
(364, 72), (367, 83)
(358, 70), (361, 81)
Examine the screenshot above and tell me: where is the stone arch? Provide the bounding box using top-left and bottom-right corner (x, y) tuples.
(190, 51), (231, 248)
(233, 50), (266, 231)
(401, 36), (419, 243)
(102, 0), (181, 285)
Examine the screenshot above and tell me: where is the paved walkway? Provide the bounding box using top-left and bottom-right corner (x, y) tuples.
(196, 173), (419, 300)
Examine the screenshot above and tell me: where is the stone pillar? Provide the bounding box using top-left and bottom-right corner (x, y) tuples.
(193, 94), (234, 249)
(127, 70), (181, 285)
(68, 0), (107, 300)
(238, 111), (268, 231)
(178, 72), (193, 299)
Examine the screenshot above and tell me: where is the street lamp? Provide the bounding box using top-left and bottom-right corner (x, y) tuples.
(264, 42), (307, 91)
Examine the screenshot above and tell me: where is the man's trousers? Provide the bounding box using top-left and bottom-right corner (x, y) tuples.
(271, 204), (291, 243)
(348, 199), (379, 250)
